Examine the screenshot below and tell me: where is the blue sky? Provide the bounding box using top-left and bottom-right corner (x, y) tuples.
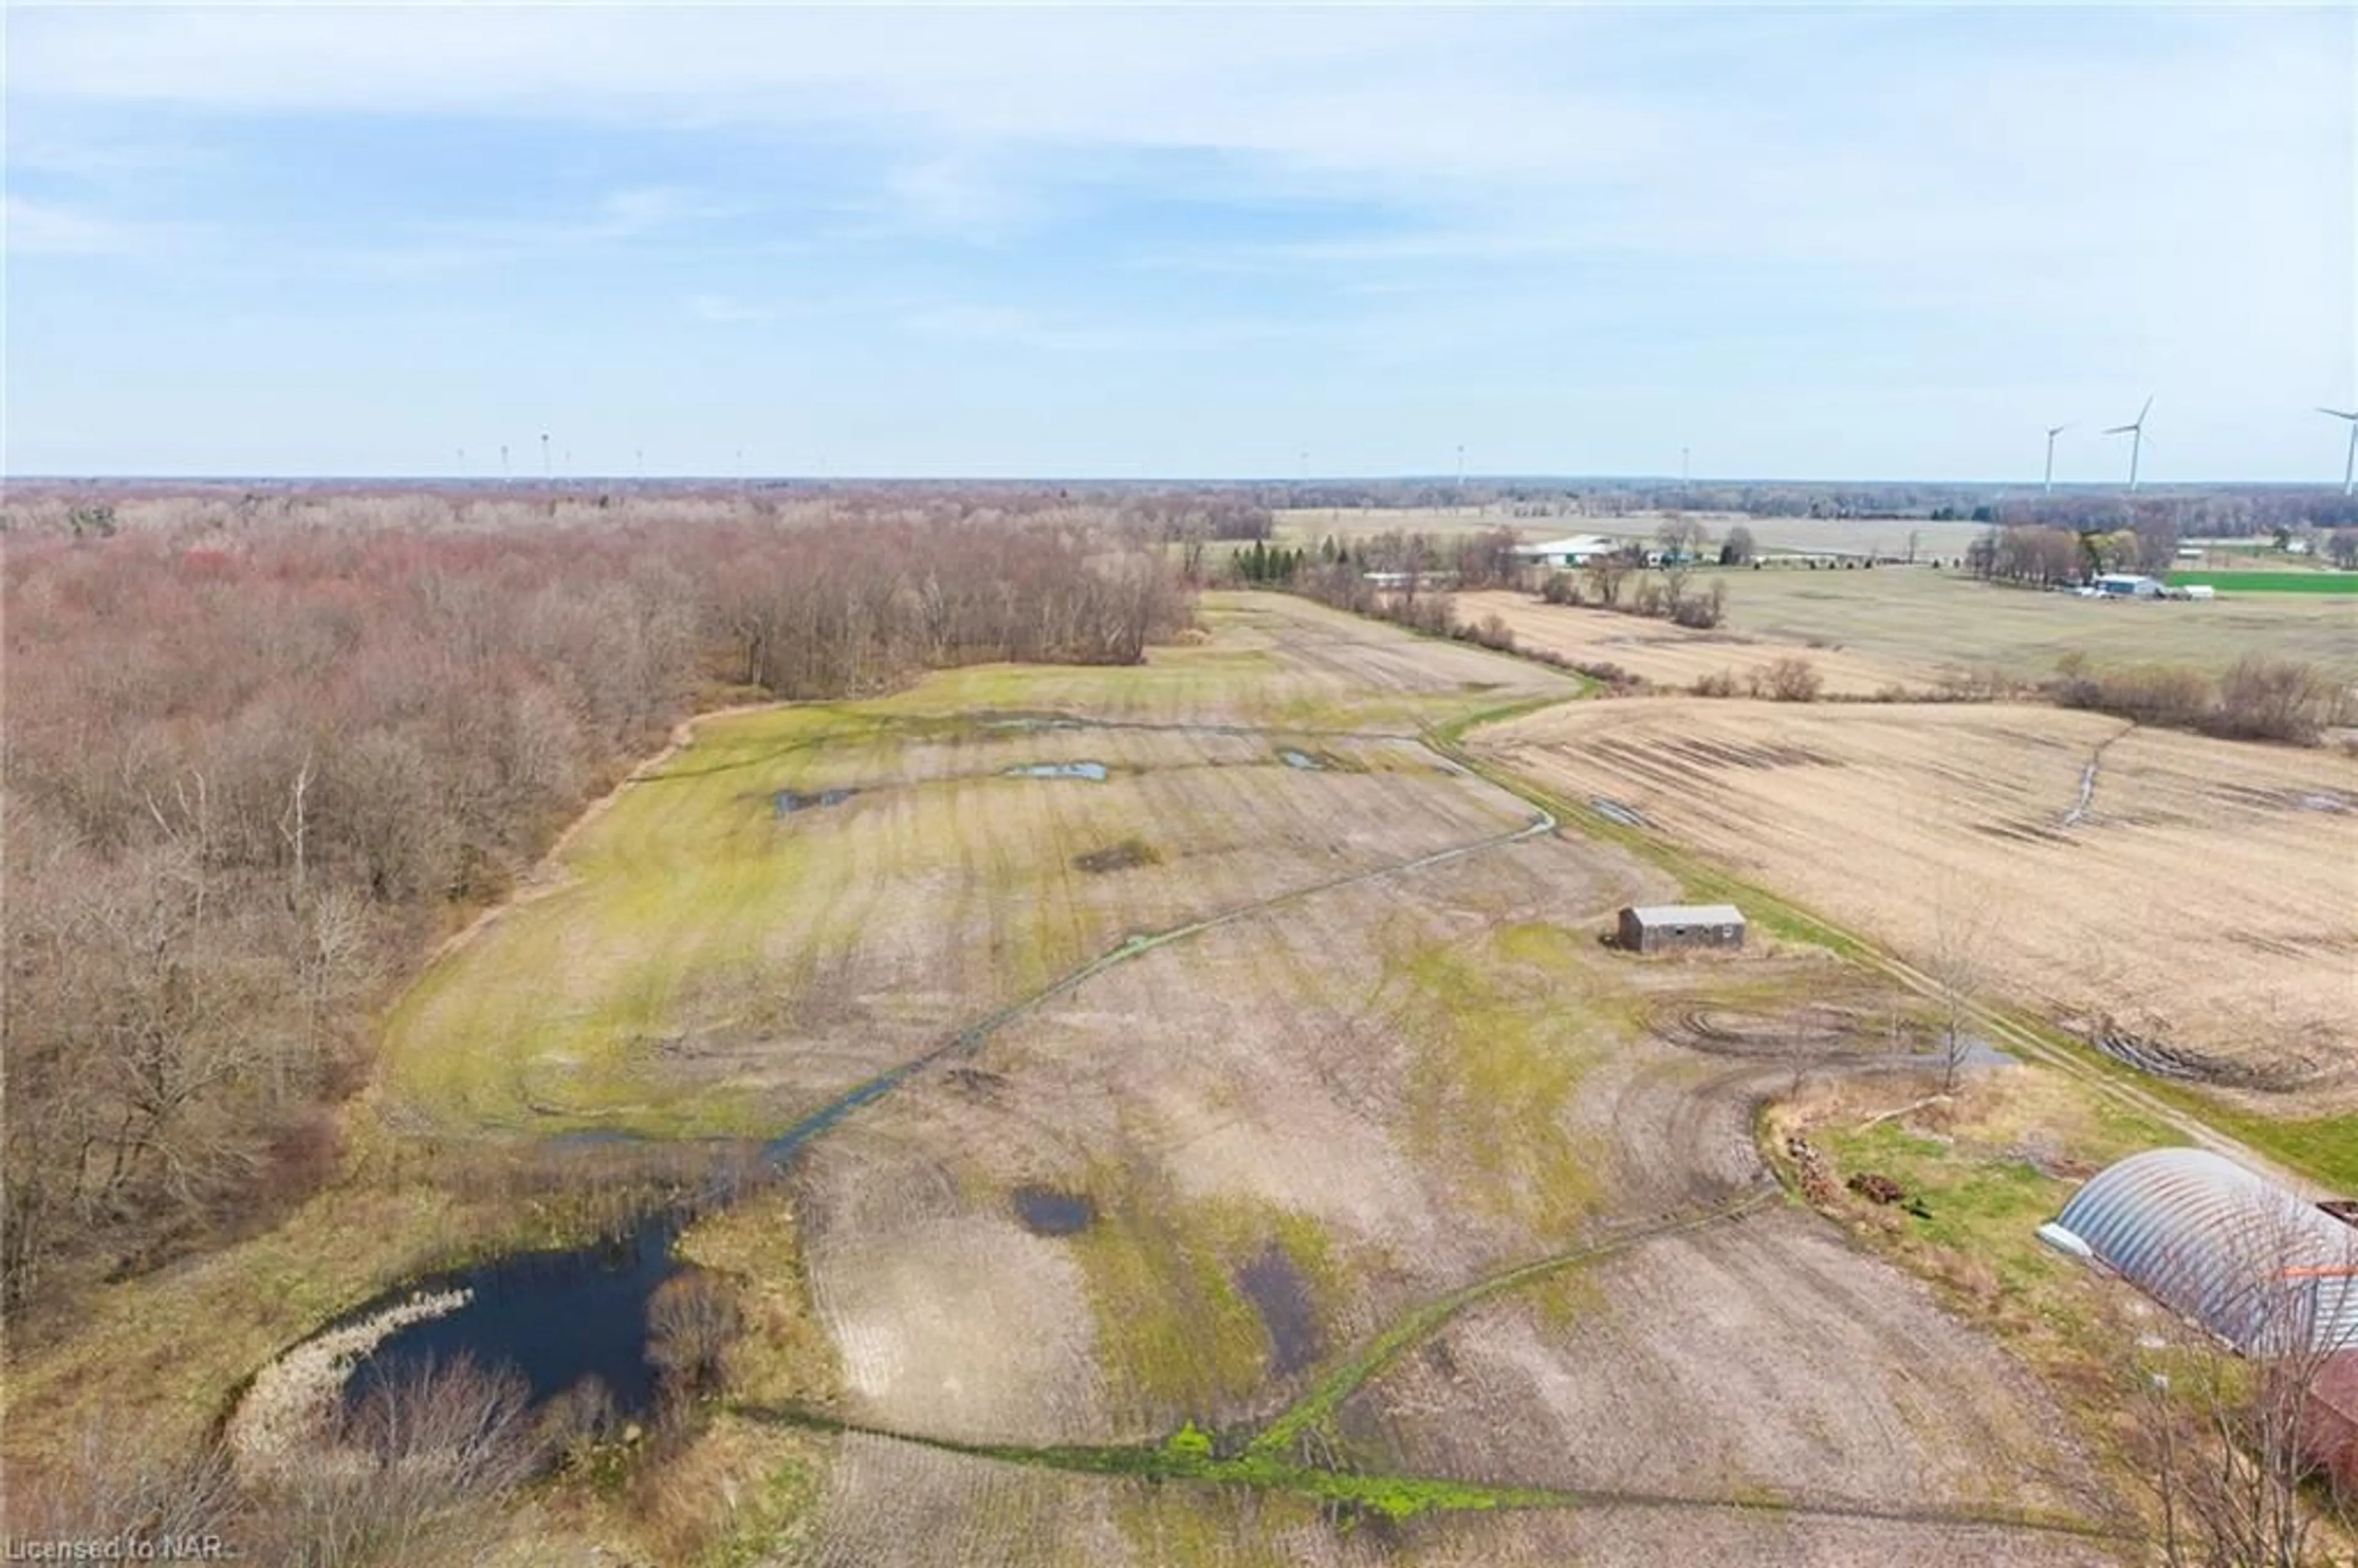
(7, 5), (2352, 480)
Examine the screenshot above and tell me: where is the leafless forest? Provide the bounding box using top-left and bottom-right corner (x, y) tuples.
(2, 492), (1191, 1325)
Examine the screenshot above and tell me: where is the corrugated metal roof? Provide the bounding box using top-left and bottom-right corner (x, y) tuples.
(1624, 904), (1745, 926)
(2054, 1148), (2358, 1356)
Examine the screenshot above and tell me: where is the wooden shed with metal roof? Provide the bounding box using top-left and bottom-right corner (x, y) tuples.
(1616, 903), (1745, 953)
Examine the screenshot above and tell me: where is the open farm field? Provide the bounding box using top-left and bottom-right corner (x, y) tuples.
(1518, 563), (2358, 683)
(1718, 569), (2358, 682)
(1272, 506), (1993, 561)
(776, 802), (2125, 1564)
(1479, 699), (2358, 1119)
(1452, 589), (1928, 695)
(16, 591), (2173, 1564)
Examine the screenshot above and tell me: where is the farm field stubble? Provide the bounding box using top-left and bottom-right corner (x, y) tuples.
(1479, 697), (2358, 1127)
(1457, 566), (2358, 695)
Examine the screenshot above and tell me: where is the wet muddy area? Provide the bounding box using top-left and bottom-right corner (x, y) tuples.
(1236, 1242), (1322, 1378)
(1011, 1187), (1097, 1236)
(980, 714), (1087, 734)
(1278, 748), (1326, 770)
(773, 786), (858, 816)
(1073, 839), (1159, 874)
(1005, 761), (1108, 781)
(1590, 797), (1650, 829)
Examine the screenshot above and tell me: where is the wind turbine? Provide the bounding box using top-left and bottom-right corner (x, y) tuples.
(2042, 424), (2069, 494)
(2319, 406), (2358, 497)
(2103, 396), (2152, 493)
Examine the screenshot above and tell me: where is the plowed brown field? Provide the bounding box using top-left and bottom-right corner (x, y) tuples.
(1481, 698), (2358, 1103)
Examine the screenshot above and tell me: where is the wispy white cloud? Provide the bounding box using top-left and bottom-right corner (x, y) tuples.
(9, 6), (2350, 476)
(1, 194), (187, 257)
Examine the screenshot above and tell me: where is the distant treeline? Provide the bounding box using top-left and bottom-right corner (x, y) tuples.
(23, 478), (2358, 538)
(2, 495), (1191, 1322)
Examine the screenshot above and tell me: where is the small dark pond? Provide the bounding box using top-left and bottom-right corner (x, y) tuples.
(337, 1056), (940, 1425)
(773, 786), (857, 817)
(1011, 1187), (1095, 1236)
(343, 1213), (685, 1418)
(1236, 1241), (1321, 1377)
(1005, 761), (1108, 781)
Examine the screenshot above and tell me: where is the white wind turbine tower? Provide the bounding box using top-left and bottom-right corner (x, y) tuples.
(2319, 406), (2358, 497)
(2042, 424), (2069, 494)
(2103, 396), (2152, 492)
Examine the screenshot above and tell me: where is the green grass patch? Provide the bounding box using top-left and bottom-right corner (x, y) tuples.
(2165, 570), (2358, 594)
(743, 1404), (1573, 1521)
(1065, 1172), (1321, 1422)
(1393, 931), (1605, 1232)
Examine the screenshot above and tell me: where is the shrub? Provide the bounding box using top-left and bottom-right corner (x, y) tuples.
(1669, 582), (1727, 629)
(1692, 669), (1741, 698)
(1539, 572), (1581, 606)
(1470, 612), (1517, 653)
(1751, 656), (1822, 702)
(647, 1268), (745, 1399)
(2206, 656), (2348, 744)
(2053, 660), (2212, 728)
(1571, 661), (1646, 694)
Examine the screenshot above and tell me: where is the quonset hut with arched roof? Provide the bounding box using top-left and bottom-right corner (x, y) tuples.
(2047, 1147), (2358, 1357)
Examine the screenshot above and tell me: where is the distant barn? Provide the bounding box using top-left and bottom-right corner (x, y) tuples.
(1617, 903), (1745, 953)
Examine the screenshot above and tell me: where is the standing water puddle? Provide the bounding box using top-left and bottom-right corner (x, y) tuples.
(1589, 797), (1650, 829)
(1278, 748), (1326, 770)
(773, 786), (857, 817)
(1005, 761), (1108, 780)
(1012, 1187), (1096, 1236)
(1236, 1242), (1322, 1377)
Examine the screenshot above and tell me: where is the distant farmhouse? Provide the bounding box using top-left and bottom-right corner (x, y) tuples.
(1512, 534), (1624, 570)
(2089, 573), (2165, 599)
(1617, 903), (1746, 953)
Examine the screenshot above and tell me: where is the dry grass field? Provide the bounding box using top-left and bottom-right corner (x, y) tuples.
(1479, 699), (2358, 1111)
(1714, 567), (2358, 684)
(1460, 567), (2358, 697)
(1453, 589), (1928, 695)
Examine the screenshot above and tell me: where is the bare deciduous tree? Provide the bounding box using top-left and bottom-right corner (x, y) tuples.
(2130, 1198), (2357, 1567)
(1924, 883), (1997, 1094)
